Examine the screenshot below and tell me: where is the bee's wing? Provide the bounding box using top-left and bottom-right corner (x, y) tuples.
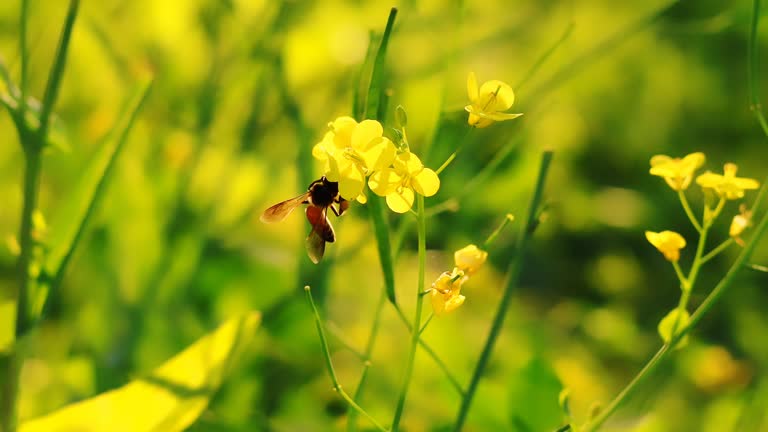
(260, 192), (310, 223)
(305, 206), (335, 264)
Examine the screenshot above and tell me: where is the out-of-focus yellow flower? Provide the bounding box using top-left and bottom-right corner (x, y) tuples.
(645, 230), (686, 262)
(430, 267), (467, 316)
(31, 209), (48, 242)
(649, 152), (705, 191)
(6, 235), (20, 256)
(729, 205), (753, 241)
(465, 72), (522, 128)
(368, 150), (440, 213)
(454, 244), (487, 275)
(696, 163), (760, 200)
(312, 117), (396, 202)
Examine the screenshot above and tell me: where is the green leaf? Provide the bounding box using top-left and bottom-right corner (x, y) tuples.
(43, 79), (152, 295)
(19, 312), (261, 432)
(360, 8), (398, 305)
(508, 357), (564, 432)
(363, 7), (397, 120)
(658, 308), (690, 348)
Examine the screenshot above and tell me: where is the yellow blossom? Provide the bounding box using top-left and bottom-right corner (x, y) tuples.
(649, 152), (705, 191)
(430, 267), (467, 316)
(465, 72), (523, 128)
(645, 230), (686, 262)
(729, 205), (752, 240)
(454, 244), (487, 275)
(368, 150), (440, 213)
(696, 163), (760, 200)
(312, 117), (396, 202)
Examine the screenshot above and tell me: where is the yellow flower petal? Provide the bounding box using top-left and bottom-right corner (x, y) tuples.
(696, 163), (760, 200)
(645, 230), (686, 262)
(412, 168), (440, 197)
(477, 79), (515, 112)
(649, 152), (705, 191)
(454, 244), (488, 275)
(467, 72), (478, 103)
(359, 137), (396, 172)
(351, 120), (383, 151)
(368, 168), (400, 196)
(337, 166), (365, 200)
(386, 188), (415, 213)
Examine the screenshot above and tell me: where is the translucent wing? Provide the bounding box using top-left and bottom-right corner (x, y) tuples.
(260, 192), (310, 223)
(305, 205), (335, 264)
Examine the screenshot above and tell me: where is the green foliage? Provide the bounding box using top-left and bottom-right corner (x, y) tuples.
(507, 357), (564, 432)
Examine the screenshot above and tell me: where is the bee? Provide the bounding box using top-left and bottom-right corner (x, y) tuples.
(260, 176), (349, 263)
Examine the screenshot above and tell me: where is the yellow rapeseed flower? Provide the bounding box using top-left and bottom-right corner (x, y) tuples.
(368, 150), (440, 213)
(649, 152), (705, 191)
(454, 244), (487, 275)
(645, 230), (686, 262)
(729, 205), (752, 240)
(465, 72), (523, 128)
(312, 117), (396, 202)
(430, 267), (467, 316)
(696, 163), (760, 200)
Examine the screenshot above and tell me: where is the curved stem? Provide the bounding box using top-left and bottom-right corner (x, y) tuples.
(347, 290), (387, 432)
(453, 151), (553, 431)
(304, 286), (388, 432)
(390, 195), (427, 431)
(678, 190), (702, 233)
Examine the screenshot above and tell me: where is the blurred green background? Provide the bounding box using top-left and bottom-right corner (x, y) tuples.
(1, 0), (768, 430)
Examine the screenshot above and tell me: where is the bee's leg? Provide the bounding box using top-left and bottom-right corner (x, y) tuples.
(330, 204), (341, 217)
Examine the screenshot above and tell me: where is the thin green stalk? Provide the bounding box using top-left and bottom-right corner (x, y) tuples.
(700, 238), (734, 265)
(37, 0), (80, 142)
(482, 214), (515, 249)
(749, 0), (768, 137)
(435, 128), (472, 175)
(304, 286), (388, 432)
(390, 195), (427, 431)
(514, 21), (574, 92)
(453, 151), (553, 431)
(19, 0), (29, 110)
(392, 305), (465, 395)
(347, 290), (387, 432)
(582, 188), (768, 431)
(418, 313), (433, 336)
(678, 190), (702, 233)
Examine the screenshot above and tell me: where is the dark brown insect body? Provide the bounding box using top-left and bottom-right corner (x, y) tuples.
(260, 177), (348, 263)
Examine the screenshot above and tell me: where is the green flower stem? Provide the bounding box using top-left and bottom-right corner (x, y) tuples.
(749, 0), (768, 137)
(453, 150), (553, 432)
(326, 321), (368, 361)
(304, 286), (388, 432)
(514, 20), (574, 92)
(390, 195), (427, 431)
(392, 304), (465, 395)
(583, 1), (768, 427)
(700, 238), (735, 265)
(582, 182), (768, 432)
(435, 128), (472, 175)
(19, 0), (29, 109)
(418, 312), (433, 336)
(1, 3), (80, 431)
(347, 290), (387, 432)
(482, 214), (515, 249)
(672, 261), (686, 288)
(678, 190), (702, 233)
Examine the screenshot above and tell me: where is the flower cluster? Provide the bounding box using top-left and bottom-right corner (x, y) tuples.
(312, 116), (440, 213)
(429, 244), (488, 315)
(647, 152), (760, 261)
(645, 152), (760, 346)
